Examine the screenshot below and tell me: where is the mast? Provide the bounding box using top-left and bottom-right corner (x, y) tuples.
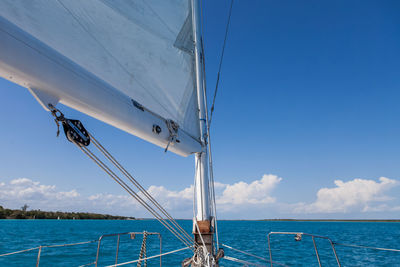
(192, 0), (214, 257)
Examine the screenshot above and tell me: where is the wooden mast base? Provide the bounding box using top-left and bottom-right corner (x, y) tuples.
(193, 220), (214, 259)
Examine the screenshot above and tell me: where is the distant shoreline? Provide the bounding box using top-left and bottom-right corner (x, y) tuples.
(1, 205), (398, 221)
(260, 219), (400, 222)
(0, 218), (398, 222)
(0, 205), (135, 220)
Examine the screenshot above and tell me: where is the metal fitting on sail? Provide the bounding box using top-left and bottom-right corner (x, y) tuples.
(48, 104), (90, 147)
(164, 119), (179, 152)
(131, 99), (144, 111)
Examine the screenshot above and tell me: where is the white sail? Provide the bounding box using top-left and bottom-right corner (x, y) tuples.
(0, 0), (201, 156)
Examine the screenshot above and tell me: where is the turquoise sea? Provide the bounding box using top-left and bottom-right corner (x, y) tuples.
(0, 220), (399, 266)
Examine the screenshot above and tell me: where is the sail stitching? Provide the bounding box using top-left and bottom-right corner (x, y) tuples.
(142, 1), (176, 38)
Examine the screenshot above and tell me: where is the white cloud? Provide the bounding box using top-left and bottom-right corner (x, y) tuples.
(293, 177), (398, 213)
(83, 174), (282, 217)
(86, 185), (194, 217)
(10, 178), (36, 185)
(1, 178), (79, 202)
(0, 178), (196, 217)
(217, 174), (282, 206)
(391, 206), (400, 211)
(0, 175), (282, 218)
(2, 175), (398, 218)
(214, 182), (228, 189)
(0, 178), (81, 211)
(88, 193), (138, 208)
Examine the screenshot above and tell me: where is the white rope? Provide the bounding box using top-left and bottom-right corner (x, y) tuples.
(44, 240), (97, 248)
(0, 246), (40, 257)
(194, 220), (207, 250)
(222, 244), (269, 262)
(223, 255), (267, 267)
(221, 244), (288, 267)
(192, 245), (206, 266)
(334, 242), (400, 252)
(0, 240), (97, 257)
(78, 262), (96, 267)
(106, 246), (193, 267)
(192, 156), (211, 266)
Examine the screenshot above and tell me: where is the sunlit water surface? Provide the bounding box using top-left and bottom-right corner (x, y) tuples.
(0, 220), (399, 266)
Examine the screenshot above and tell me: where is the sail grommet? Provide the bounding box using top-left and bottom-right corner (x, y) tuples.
(152, 124), (162, 134)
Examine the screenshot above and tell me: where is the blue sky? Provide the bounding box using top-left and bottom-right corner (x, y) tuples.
(1, 1), (400, 219)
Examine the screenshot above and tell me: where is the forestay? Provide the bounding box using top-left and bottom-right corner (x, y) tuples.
(0, 0), (201, 150)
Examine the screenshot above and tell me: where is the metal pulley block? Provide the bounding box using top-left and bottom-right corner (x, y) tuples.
(49, 104), (90, 147)
(62, 119), (90, 147)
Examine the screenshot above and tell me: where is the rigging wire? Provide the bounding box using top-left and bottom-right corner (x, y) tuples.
(89, 134), (194, 245)
(198, 0), (221, 252)
(205, 129), (219, 251)
(47, 105), (195, 249)
(209, 0), (234, 127)
(44, 110), (196, 251)
(76, 143), (194, 250)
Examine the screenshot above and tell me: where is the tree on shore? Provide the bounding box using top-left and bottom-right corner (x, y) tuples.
(21, 204), (29, 212)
